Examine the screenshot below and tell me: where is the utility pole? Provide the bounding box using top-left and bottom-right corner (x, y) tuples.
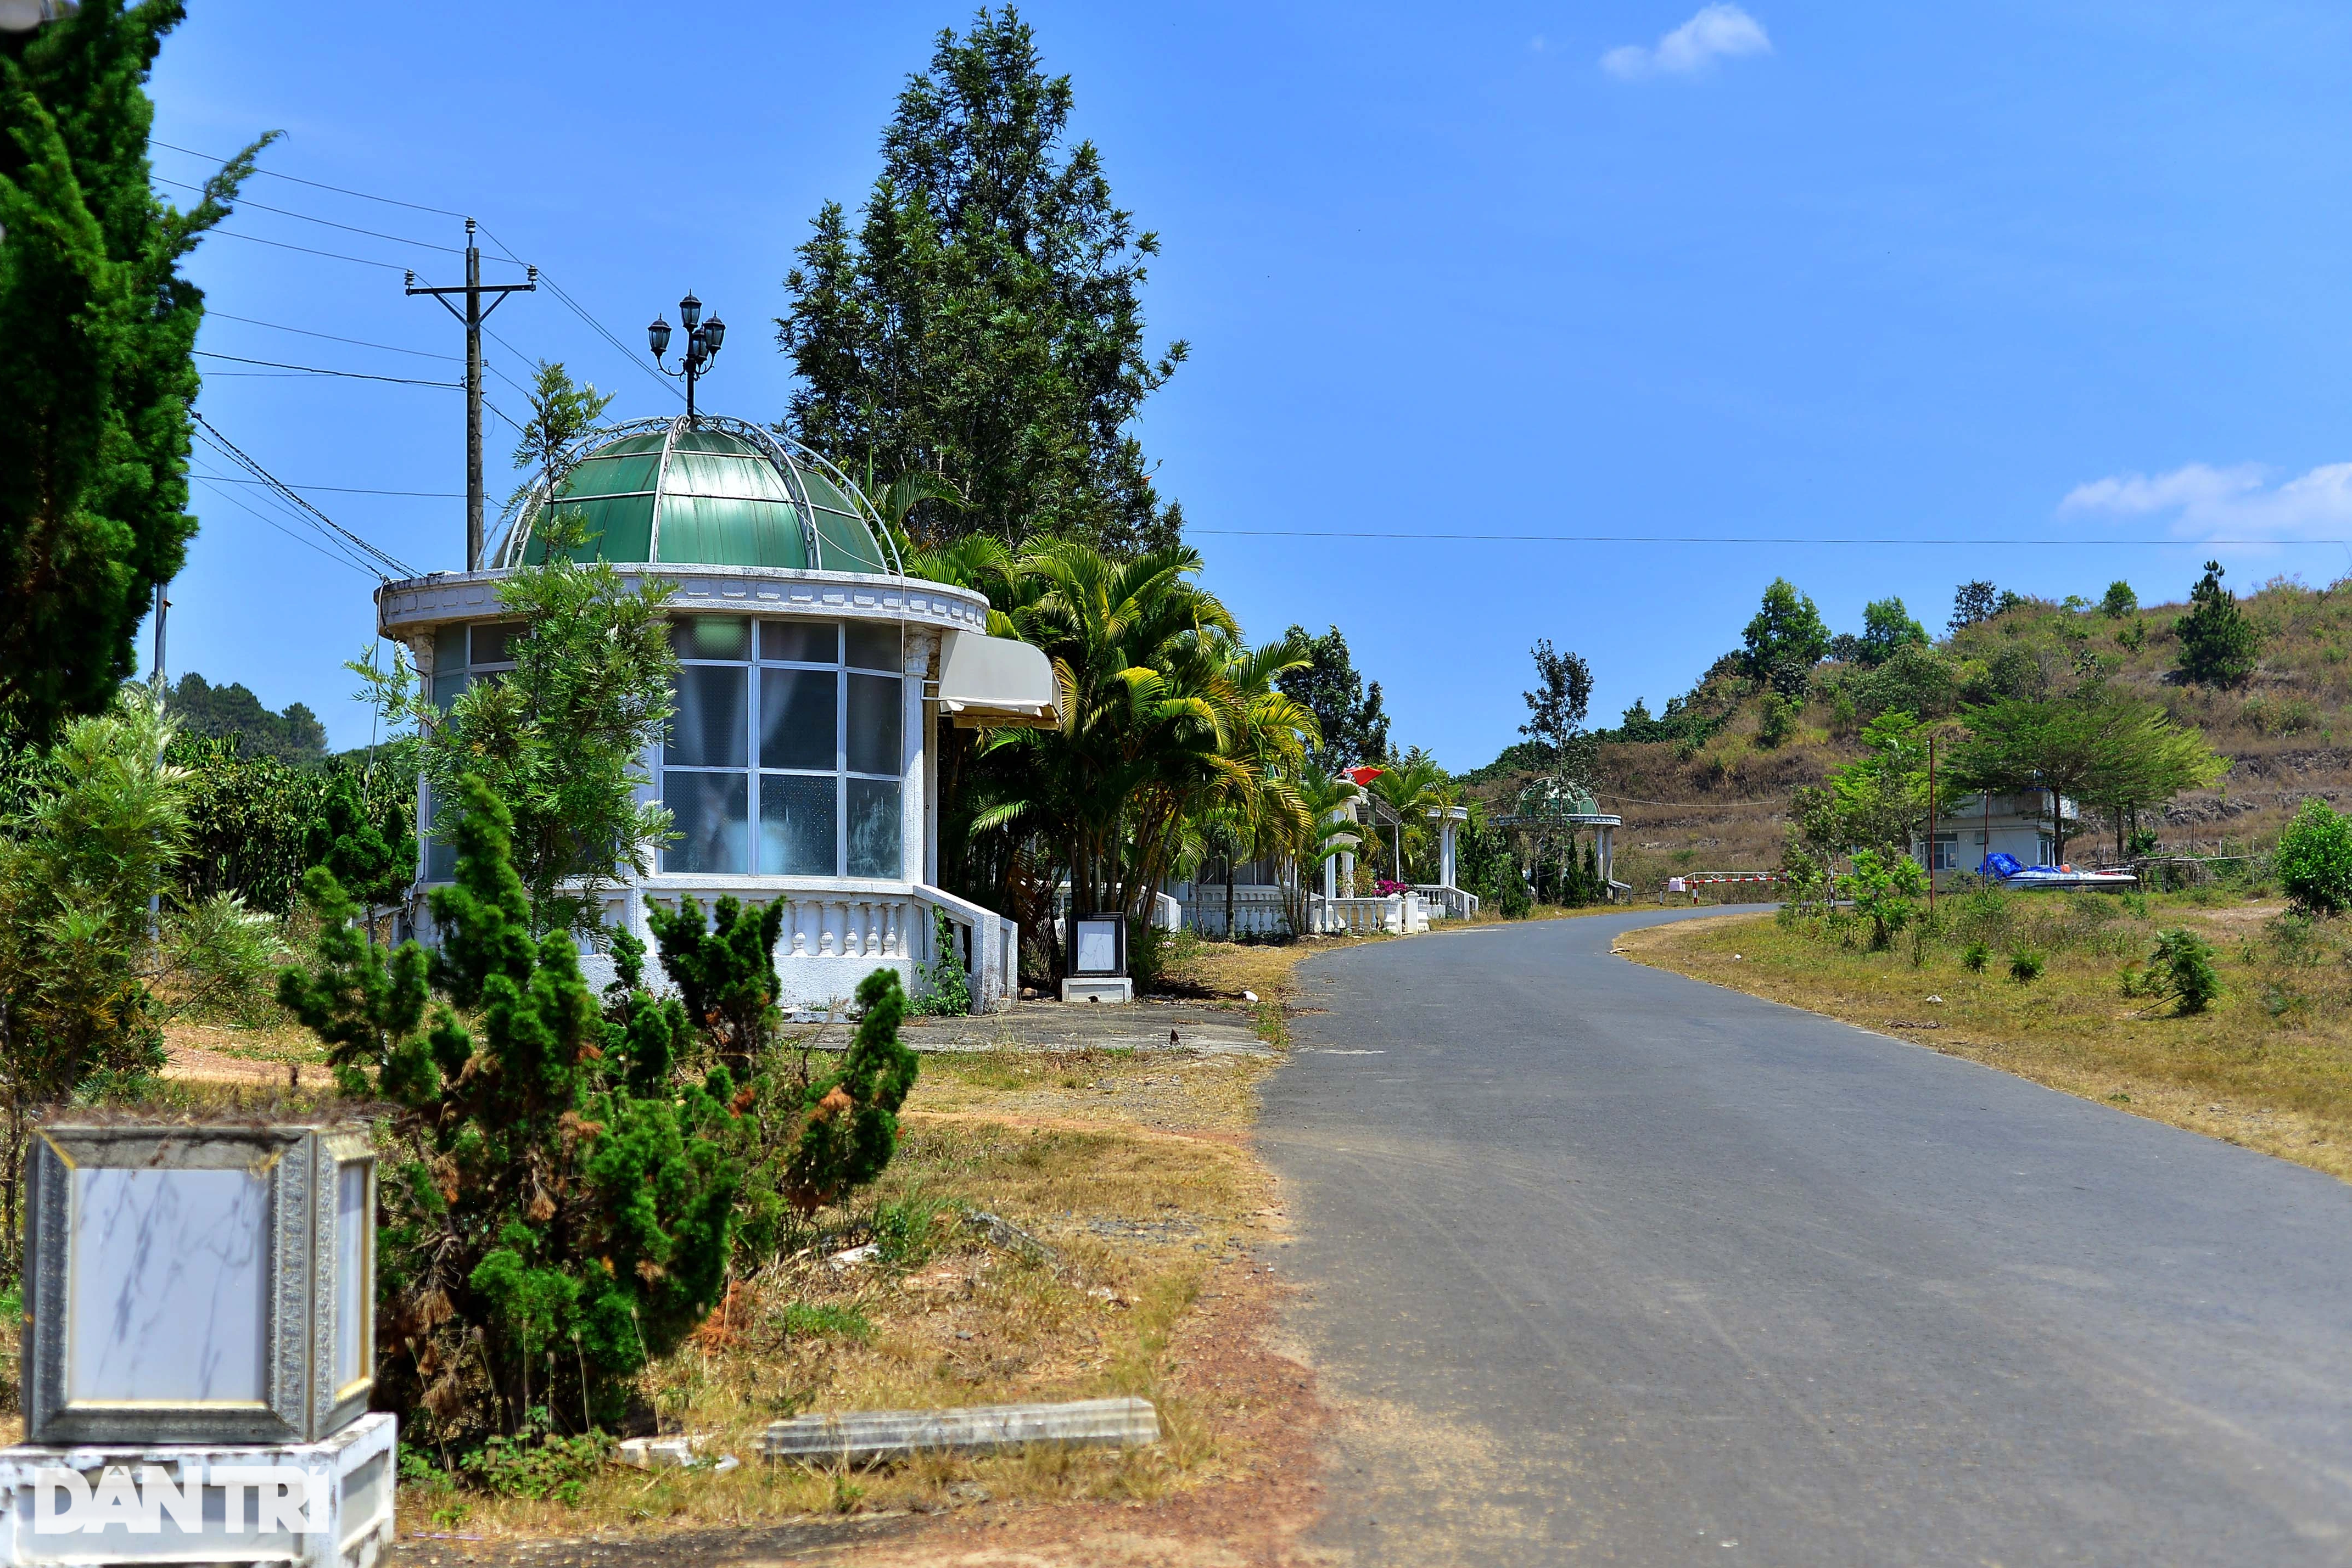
(407, 219), (536, 572)
(1926, 730), (1937, 915)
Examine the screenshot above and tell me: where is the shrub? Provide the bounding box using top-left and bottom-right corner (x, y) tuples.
(2102, 580), (2137, 618)
(1756, 690), (1797, 749)
(2277, 799), (2352, 914)
(2147, 928), (2220, 1015)
(909, 908), (975, 1016)
(1961, 941), (1990, 972)
(1836, 849), (1927, 951)
(277, 777), (743, 1445)
(2008, 951), (2045, 983)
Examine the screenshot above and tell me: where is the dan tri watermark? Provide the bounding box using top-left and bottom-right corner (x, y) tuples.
(31, 1463), (327, 1535)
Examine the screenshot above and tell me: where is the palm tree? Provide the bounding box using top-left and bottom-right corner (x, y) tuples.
(959, 540), (1317, 970)
(1358, 750), (1447, 885)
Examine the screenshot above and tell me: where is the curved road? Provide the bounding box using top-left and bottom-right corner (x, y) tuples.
(1262, 907), (2352, 1566)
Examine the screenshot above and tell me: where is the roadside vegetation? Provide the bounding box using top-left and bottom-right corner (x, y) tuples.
(1625, 864), (2352, 1182)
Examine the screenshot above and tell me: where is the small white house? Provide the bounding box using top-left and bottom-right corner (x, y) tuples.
(374, 415), (1056, 1012)
(1911, 789), (2085, 876)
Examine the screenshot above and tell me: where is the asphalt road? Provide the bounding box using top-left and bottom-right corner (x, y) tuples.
(1261, 906), (2352, 1567)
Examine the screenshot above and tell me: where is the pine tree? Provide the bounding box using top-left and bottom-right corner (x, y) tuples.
(777, 7), (1186, 554)
(278, 776), (740, 1438)
(301, 772), (413, 910)
(0, 3), (266, 741)
(2172, 560), (2259, 688)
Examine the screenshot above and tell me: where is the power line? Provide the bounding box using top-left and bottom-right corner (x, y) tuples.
(152, 173), (467, 255)
(152, 141), (670, 408)
(205, 311), (458, 362)
(193, 414), (420, 579)
(1188, 529), (2350, 547)
(194, 478), (381, 579)
(207, 228), (411, 272)
(148, 138), (468, 219)
(476, 220), (680, 404)
(193, 469), (464, 499)
(194, 350), (460, 388)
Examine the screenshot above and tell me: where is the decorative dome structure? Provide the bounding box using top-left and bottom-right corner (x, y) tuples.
(492, 416), (900, 575)
(375, 410), (1056, 1017)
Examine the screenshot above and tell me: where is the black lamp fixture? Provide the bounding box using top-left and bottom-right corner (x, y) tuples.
(648, 289), (726, 423)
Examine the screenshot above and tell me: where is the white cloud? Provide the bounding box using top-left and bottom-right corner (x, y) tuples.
(1602, 4), (1772, 80)
(2059, 461), (2352, 539)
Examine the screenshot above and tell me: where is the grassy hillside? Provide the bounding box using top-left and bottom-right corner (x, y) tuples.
(1464, 573), (2352, 891)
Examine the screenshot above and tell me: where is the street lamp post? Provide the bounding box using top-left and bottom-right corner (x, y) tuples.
(648, 290), (726, 424)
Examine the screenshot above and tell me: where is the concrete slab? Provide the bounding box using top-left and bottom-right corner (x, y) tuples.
(899, 1000), (1272, 1057)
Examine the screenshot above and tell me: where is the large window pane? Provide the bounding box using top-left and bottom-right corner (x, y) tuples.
(423, 781), (455, 880)
(760, 668), (837, 770)
(847, 673), (901, 775)
(471, 621), (525, 666)
(667, 665), (747, 767)
(760, 774), (838, 876)
(432, 625), (469, 712)
(846, 777), (901, 878)
(761, 620), (838, 664)
(845, 621), (899, 672)
(671, 615), (751, 662)
(664, 771), (748, 872)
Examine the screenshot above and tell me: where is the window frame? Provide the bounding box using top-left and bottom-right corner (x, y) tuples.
(660, 615), (905, 879)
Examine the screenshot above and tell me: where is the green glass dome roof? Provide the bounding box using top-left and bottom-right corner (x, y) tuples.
(492, 415), (900, 575)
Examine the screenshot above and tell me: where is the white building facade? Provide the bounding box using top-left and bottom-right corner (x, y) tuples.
(375, 416), (1052, 1013)
(1911, 789), (2087, 876)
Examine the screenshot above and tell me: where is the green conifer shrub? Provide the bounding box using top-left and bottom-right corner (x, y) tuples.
(278, 776), (740, 1443)
(646, 894), (782, 1080)
(2173, 561), (2260, 687)
(2148, 928), (2220, 1015)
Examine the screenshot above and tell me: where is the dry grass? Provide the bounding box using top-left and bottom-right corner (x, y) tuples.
(393, 1045), (1290, 1543)
(1622, 891), (2352, 1183)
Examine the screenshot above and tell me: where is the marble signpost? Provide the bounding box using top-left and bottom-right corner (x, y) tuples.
(0, 1121), (395, 1568)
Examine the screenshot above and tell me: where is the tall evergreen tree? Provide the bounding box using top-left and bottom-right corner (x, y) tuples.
(1279, 624), (1388, 767)
(2172, 559), (2260, 688)
(0, 3), (265, 741)
(776, 7), (1186, 555)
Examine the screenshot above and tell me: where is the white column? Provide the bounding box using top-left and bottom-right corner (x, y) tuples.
(922, 634), (941, 887)
(901, 629), (929, 885)
(1440, 818), (1458, 887)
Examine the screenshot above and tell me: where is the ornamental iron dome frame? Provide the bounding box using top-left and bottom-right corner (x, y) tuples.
(491, 414), (907, 578)
(1491, 775), (1617, 830)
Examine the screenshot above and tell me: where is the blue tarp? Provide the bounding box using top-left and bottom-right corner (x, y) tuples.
(1979, 852), (2023, 878)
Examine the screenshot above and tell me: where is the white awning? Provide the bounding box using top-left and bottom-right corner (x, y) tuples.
(936, 631), (1060, 729)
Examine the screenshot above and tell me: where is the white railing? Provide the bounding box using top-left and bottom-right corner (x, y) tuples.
(582, 883), (1017, 1015)
(1185, 886), (1292, 939)
(1312, 894), (1419, 935)
(1413, 884), (1480, 921)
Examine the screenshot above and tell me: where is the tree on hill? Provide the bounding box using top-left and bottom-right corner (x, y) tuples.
(1950, 580), (1998, 632)
(1951, 688), (2224, 867)
(2173, 560), (2260, 687)
(2101, 580), (2137, 618)
(0, 4), (267, 743)
(1742, 579), (1830, 695)
(777, 7), (1187, 555)
(169, 672), (326, 763)
(1279, 624), (1389, 767)
(1521, 639), (1594, 780)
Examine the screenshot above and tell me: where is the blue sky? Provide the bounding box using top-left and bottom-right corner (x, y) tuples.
(151, 1), (2352, 766)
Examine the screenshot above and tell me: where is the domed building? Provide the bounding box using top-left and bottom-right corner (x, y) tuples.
(373, 414), (1054, 1012)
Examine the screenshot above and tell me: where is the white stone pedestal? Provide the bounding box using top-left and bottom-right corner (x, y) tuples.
(0, 1411), (395, 1568)
(1061, 976), (1133, 1004)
